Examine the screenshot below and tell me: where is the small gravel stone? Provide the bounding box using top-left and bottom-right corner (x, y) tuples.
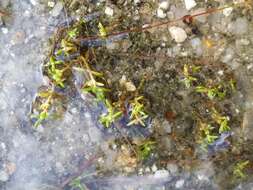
(154, 170), (170, 178)
(48, 1), (55, 8)
(175, 179), (185, 188)
(184, 0), (196, 10)
(105, 6), (114, 16)
(162, 120), (172, 133)
(167, 163), (178, 174)
(30, 0), (37, 6)
(169, 26), (187, 43)
(157, 8), (166, 18)
(223, 7), (233, 17)
(0, 170), (9, 182)
(1, 27), (8, 34)
(152, 164), (158, 172)
(0, 0), (10, 8)
(190, 37), (203, 56)
(159, 1), (170, 10)
(228, 17), (248, 35)
(51, 2), (63, 17)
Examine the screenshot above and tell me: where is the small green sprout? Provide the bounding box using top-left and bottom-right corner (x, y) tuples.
(233, 160), (249, 178)
(70, 178), (86, 190)
(98, 22), (107, 38)
(137, 140), (156, 161)
(48, 68), (65, 87)
(99, 100), (122, 128)
(46, 57), (65, 87)
(32, 110), (49, 127)
(127, 96), (148, 127)
(229, 78), (236, 91)
(195, 85), (226, 99)
(81, 71), (108, 102)
(79, 56), (109, 102)
(56, 39), (77, 56)
(199, 122), (218, 145)
(211, 109), (230, 133)
(182, 64), (198, 88)
(31, 90), (54, 127)
(67, 28), (79, 39)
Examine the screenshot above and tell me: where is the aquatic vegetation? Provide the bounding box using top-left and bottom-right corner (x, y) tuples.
(181, 64), (200, 88)
(195, 85), (226, 99)
(57, 39), (77, 56)
(31, 89), (55, 127)
(211, 109), (230, 134)
(99, 100), (122, 128)
(137, 140), (156, 161)
(199, 122), (218, 145)
(127, 96), (148, 127)
(233, 160), (249, 178)
(98, 22), (107, 38)
(70, 177), (86, 190)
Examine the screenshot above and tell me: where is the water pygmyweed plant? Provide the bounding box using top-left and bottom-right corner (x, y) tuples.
(67, 27), (79, 39)
(197, 121), (218, 149)
(211, 109), (230, 134)
(233, 160), (249, 178)
(137, 140), (156, 161)
(127, 96), (148, 127)
(98, 22), (107, 38)
(99, 100), (122, 128)
(70, 177), (86, 190)
(195, 85), (226, 100)
(46, 56), (67, 87)
(31, 89), (54, 127)
(182, 64), (200, 88)
(56, 39), (77, 56)
(80, 56), (109, 102)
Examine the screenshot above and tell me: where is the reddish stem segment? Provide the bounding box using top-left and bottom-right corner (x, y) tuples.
(76, 5), (234, 43)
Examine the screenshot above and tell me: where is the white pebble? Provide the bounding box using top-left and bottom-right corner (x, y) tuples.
(105, 6), (114, 16)
(30, 0), (37, 6)
(223, 7), (233, 17)
(157, 8), (166, 18)
(152, 164), (158, 172)
(154, 170), (170, 178)
(48, 1), (55, 8)
(51, 2), (63, 17)
(169, 26), (187, 43)
(184, 0), (196, 10)
(0, 171), (9, 182)
(175, 179), (185, 188)
(1, 27), (8, 34)
(159, 1), (170, 10)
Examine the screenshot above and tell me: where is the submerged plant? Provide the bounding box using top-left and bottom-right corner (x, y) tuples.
(70, 178), (86, 190)
(182, 64), (199, 88)
(31, 90), (54, 127)
(211, 109), (230, 134)
(198, 121), (218, 149)
(57, 39), (77, 56)
(127, 96), (148, 126)
(80, 57), (109, 102)
(233, 160), (249, 178)
(99, 100), (122, 128)
(195, 85), (226, 99)
(137, 140), (156, 161)
(98, 22), (107, 38)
